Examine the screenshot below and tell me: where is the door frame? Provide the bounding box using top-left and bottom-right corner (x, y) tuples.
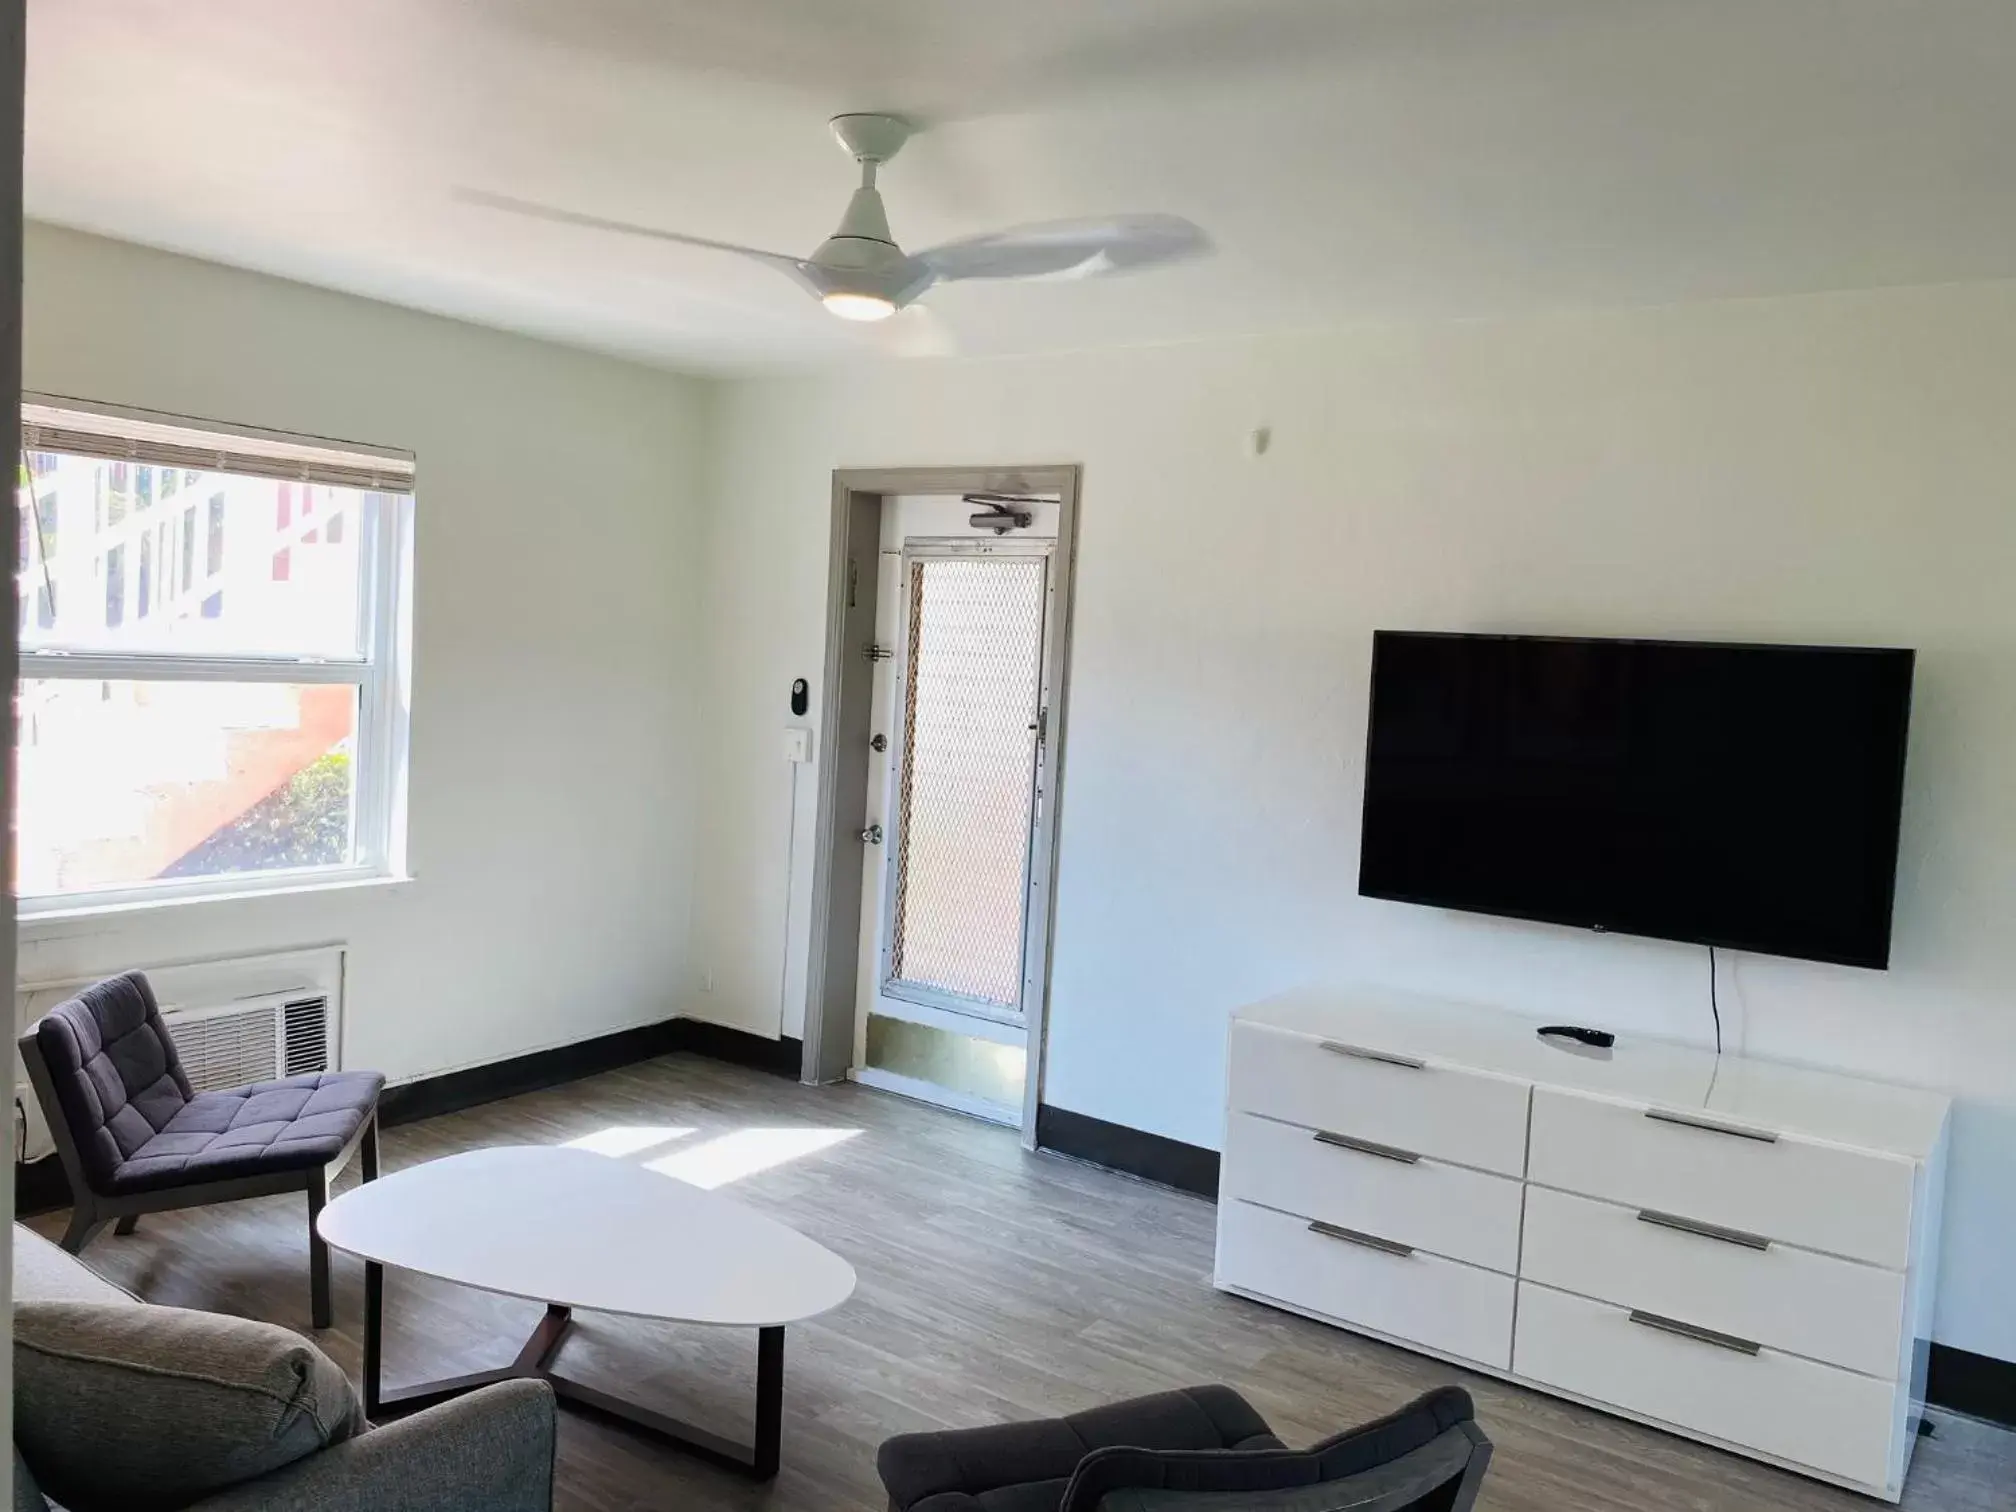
(800, 465), (1081, 1147)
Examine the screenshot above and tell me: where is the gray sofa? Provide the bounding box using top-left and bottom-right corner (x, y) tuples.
(12, 1223), (556, 1512)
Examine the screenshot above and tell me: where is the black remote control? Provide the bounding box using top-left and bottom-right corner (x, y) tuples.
(1538, 1024), (1616, 1049)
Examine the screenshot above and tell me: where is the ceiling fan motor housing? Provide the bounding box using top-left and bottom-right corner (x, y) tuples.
(809, 181), (931, 308)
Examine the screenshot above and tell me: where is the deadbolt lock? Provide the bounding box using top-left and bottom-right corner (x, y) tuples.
(859, 824), (884, 845)
(870, 734), (888, 752)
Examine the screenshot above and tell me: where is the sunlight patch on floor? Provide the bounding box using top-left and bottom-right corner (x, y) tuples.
(562, 1125), (696, 1158)
(643, 1127), (862, 1189)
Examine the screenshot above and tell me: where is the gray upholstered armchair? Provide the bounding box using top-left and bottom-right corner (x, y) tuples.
(12, 1224), (555, 1512)
(18, 971), (383, 1328)
(878, 1384), (1490, 1512)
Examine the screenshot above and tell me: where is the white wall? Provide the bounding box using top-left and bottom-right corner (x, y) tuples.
(20, 223), (707, 1082)
(691, 281), (2016, 1362)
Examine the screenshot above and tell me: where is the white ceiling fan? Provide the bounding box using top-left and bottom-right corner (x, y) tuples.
(464, 113), (1210, 329)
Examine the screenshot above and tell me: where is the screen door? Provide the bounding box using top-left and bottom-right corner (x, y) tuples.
(881, 547), (1049, 1022)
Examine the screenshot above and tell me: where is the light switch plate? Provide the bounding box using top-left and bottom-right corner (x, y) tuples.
(782, 727), (813, 764)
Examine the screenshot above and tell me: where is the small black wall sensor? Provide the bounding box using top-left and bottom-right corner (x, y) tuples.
(789, 678), (809, 717)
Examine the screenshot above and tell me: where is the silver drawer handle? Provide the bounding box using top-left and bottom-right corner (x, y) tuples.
(1308, 1220), (1415, 1258)
(1314, 1130), (1421, 1164)
(1644, 1107), (1779, 1144)
(1637, 1208), (1771, 1252)
(1319, 1041), (1426, 1070)
(1628, 1309), (1762, 1356)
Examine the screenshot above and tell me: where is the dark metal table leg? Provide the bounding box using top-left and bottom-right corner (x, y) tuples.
(752, 1325), (785, 1480)
(514, 1306), (573, 1373)
(364, 1274), (785, 1479)
(362, 1261), (383, 1418)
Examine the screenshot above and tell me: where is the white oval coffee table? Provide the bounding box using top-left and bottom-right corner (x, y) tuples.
(317, 1144), (856, 1480)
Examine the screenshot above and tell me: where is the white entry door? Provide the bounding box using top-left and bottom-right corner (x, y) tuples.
(853, 495), (1059, 1123)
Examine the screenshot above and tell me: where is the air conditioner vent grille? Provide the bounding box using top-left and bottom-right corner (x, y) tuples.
(282, 996), (332, 1078)
(171, 1008), (281, 1093)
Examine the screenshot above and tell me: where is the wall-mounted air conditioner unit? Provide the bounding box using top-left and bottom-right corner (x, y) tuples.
(15, 946), (346, 1164)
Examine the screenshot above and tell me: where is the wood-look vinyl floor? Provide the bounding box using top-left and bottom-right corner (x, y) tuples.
(28, 1053), (2014, 1512)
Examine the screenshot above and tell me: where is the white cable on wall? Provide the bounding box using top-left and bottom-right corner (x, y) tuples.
(776, 758), (801, 1041)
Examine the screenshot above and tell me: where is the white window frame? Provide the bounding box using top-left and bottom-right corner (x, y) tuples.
(16, 397), (414, 916)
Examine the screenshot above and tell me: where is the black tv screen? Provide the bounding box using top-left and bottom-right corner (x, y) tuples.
(1358, 632), (1914, 968)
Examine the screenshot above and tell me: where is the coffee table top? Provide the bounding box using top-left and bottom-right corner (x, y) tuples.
(317, 1145), (856, 1328)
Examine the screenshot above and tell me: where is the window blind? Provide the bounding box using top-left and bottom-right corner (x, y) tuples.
(22, 399), (415, 492)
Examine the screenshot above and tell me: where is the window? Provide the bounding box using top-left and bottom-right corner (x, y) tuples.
(27, 490), (56, 629)
(104, 543), (126, 627)
(15, 399), (415, 910)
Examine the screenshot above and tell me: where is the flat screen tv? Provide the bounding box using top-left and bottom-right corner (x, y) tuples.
(1358, 632), (1914, 969)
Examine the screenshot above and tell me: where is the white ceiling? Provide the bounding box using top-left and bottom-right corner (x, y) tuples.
(27, 1), (2016, 372)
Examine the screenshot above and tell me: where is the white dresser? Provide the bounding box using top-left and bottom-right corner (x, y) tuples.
(1214, 985), (1949, 1502)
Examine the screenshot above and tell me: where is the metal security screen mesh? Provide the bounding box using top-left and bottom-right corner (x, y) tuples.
(890, 556), (1047, 1009)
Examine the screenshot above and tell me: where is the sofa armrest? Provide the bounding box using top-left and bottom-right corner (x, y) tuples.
(183, 1380), (557, 1512)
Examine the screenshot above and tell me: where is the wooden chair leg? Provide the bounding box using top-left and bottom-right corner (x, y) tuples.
(307, 1171), (332, 1330)
(114, 1214), (140, 1236)
(60, 1210), (106, 1255)
(361, 1112), (380, 1182)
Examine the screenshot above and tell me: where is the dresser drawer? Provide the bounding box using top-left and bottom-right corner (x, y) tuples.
(1227, 1021), (1529, 1177)
(1514, 1282), (1896, 1491)
(1216, 1198), (1513, 1369)
(1223, 1112), (1522, 1273)
(1520, 1186), (1906, 1378)
(1527, 1087), (1915, 1267)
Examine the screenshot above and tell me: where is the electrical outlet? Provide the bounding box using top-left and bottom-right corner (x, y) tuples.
(699, 969), (715, 994)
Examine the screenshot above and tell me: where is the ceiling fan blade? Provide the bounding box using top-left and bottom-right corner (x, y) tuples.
(915, 214), (1210, 284)
(458, 189), (820, 294)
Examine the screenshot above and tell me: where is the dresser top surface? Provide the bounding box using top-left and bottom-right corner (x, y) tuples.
(1237, 984), (1950, 1160)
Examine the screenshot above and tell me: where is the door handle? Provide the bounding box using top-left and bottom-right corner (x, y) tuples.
(859, 825), (883, 845)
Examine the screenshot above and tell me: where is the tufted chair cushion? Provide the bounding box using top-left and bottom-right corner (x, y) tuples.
(33, 973), (195, 1190)
(108, 1072), (383, 1193)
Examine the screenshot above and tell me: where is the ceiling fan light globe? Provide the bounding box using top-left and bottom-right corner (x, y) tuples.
(823, 292), (898, 322)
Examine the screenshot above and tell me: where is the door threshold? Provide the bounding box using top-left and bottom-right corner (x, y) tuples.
(850, 1067), (1021, 1128)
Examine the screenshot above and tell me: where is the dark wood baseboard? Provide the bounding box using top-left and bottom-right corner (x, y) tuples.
(1928, 1343), (2016, 1429)
(16, 1017), (804, 1216)
(378, 1017), (804, 1127)
(377, 1018), (692, 1128)
(674, 1018), (804, 1079)
(1035, 1103), (1220, 1199)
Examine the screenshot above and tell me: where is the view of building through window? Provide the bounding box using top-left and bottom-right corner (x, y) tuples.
(15, 447), (401, 899)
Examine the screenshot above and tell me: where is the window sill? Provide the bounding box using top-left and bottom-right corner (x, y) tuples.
(17, 873), (414, 941)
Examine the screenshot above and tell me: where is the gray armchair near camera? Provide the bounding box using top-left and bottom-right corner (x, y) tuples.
(12, 1222), (556, 1512)
(877, 1383), (1490, 1512)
